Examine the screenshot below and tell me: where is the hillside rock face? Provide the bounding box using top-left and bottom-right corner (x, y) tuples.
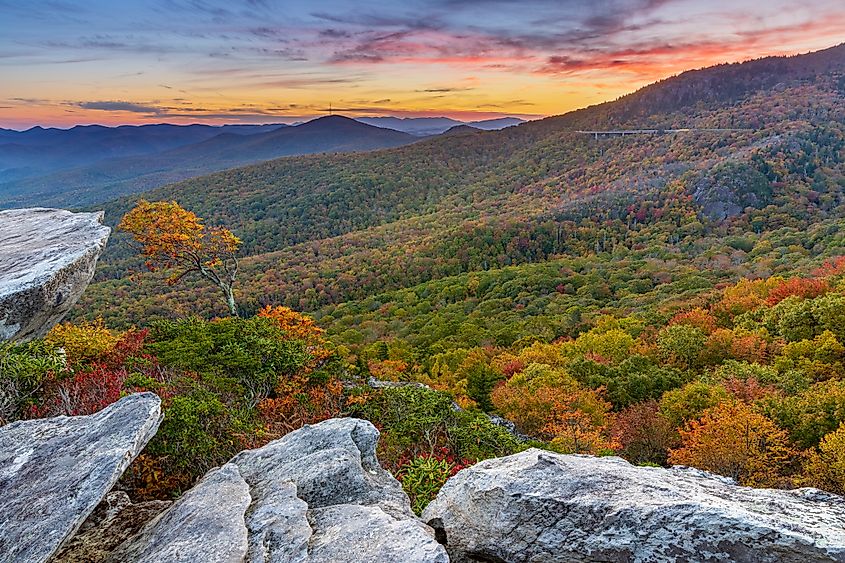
(423, 448), (845, 563)
(110, 417), (448, 563)
(690, 161), (772, 221)
(0, 208), (110, 342)
(0, 393), (162, 563)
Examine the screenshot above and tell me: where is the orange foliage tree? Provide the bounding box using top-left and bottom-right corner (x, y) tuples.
(669, 308), (718, 334)
(255, 305), (342, 437)
(119, 200), (242, 316)
(611, 400), (678, 465)
(542, 386), (617, 455)
(765, 277), (829, 306)
(668, 401), (796, 486)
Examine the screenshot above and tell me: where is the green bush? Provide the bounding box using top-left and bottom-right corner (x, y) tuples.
(147, 316), (310, 407)
(349, 385), (530, 469)
(0, 340), (65, 423)
(397, 456), (453, 514)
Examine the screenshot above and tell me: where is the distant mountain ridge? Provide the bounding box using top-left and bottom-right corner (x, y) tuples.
(0, 116), (416, 208)
(356, 116), (525, 136)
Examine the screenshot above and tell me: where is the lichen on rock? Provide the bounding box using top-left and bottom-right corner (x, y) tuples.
(423, 448), (845, 563)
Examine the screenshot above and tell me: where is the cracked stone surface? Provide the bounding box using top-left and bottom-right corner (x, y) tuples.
(0, 393), (162, 563)
(422, 448), (845, 563)
(106, 463), (251, 563)
(0, 207), (110, 342)
(110, 418), (448, 563)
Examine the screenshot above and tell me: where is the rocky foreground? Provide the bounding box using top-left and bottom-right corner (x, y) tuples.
(0, 208), (110, 342)
(0, 394), (843, 563)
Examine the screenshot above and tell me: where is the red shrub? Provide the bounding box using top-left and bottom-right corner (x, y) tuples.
(765, 278), (829, 306)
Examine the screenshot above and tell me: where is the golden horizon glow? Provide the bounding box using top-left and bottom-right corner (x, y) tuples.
(1, 1), (844, 129)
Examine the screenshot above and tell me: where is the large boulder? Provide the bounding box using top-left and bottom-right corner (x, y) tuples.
(423, 448), (845, 563)
(0, 207), (110, 342)
(106, 463), (251, 563)
(111, 417), (448, 563)
(0, 393), (162, 563)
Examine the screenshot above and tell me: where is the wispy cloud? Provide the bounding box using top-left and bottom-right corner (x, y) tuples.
(1, 0), (844, 127)
(73, 100), (164, 114)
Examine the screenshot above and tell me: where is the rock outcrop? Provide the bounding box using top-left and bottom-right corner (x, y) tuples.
(690, 161), (772, 221)
(0, 208), (110, 342)
(423, 448), (845, 563)
(110, 418), (448, 563)
(0, 393), (162, 563)
(5, 406), (843, 563)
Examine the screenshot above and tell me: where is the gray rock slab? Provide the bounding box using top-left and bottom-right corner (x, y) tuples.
(113, 417), (448, 563)
(0, 207), (110, 342)
(107, 463), (251, 563)
(423, 448), (845, 563)
(0, 393), (162, 563)
(307, 504), (450, 563)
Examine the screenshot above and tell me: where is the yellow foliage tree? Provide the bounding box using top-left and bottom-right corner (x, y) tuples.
(803, 423), (845, 494)
(119, 200), (241, 316)
(668, 401), (796, 486)
(45, 319), (121, 363)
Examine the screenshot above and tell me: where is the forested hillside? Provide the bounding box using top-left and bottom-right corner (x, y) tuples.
(80, 44), (845, 327)
(52, 44), (845, 496)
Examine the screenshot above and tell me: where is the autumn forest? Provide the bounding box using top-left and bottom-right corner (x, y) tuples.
(4, 43), (845, 511)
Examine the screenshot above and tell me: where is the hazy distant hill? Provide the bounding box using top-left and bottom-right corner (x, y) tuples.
(356, 116), (525, 136)
(0, 122), (284, 173)
(0, 116), (416, 208)
(439, 124), (482, 136)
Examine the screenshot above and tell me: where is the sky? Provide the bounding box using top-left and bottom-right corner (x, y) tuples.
(1, 0), (844, 129)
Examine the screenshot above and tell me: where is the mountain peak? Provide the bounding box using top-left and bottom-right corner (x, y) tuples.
(304, 115), (359, 125)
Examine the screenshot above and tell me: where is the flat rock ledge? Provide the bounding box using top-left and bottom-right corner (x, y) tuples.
(0, 207), (110, 342)
(0, 393), (162, 563)
(108, 417), (448, 563)
(423, 448), (845, 563)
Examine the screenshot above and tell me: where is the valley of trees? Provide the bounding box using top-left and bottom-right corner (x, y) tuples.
(4, 44), (845, 508)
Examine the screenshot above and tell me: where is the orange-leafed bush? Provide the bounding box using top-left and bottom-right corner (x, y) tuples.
(668, 401), (796, 486)
(368, 359), (410, 381)
(258, 305), (325, 343)
(542, 386), (617, 455)
(492, 383), (559, 437)
(669, 308), (718, 334)
(611, 400), (678, 465)
(257, 375), (344, 439)
(258, 305), (332, 368)
(765, 277), (829, 306)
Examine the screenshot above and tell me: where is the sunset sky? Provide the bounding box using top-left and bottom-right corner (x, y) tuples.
(1, 0), (844, 129)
